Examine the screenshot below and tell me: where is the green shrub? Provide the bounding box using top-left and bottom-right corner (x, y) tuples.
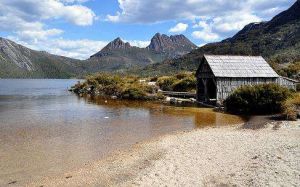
(143, 84), (157, 94)
(283, 93), (300, 120)
(101, 84), (123, 96)
(157, 76), (177, 91)
(278, 62), (300, 79)
(122, 86), (147, 100)
(93, 73), (122, 86)
(224, 83), (292, 114)
(175, 72), (190, 80)
(172, 76), (196, 92)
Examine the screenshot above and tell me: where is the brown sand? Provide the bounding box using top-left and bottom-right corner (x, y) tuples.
(20, 120), (300, 187)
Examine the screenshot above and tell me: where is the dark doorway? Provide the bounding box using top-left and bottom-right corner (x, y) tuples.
(197, 78), (205, 101)
(206, 79), (216, 99)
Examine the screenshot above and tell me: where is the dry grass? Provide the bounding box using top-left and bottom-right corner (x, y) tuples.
(283, 93), (300, 120)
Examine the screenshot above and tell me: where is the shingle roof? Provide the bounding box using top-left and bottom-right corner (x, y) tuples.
(204, 55), (279, 78)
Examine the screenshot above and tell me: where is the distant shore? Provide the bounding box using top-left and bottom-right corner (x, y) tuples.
(25, 120), (300, 187)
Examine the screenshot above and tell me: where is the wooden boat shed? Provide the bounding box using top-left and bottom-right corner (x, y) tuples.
(196, 55), (298, 105)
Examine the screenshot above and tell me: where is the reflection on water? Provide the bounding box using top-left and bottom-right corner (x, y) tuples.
(84, 94), (244, 128)
(0, 79), (245, 185)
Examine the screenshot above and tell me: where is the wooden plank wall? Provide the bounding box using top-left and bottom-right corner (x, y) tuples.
(276, 77), (297, 90)
(216, 77), (277, 103)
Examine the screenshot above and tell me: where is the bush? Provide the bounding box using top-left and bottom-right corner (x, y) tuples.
(224, 83), (293, 114)
(175, 72), (190, 80)
(92, 73), (122, 86)
(278, 62), (300, 79)
(101, 84), (123, 96)
(156, 76), (177, 91)
(71, 73), (161, 100)
(172, 76), (196, 92)
(156, 72), (196, 92)
(121, 86), (147, 100)
(283, 93), (300, 120)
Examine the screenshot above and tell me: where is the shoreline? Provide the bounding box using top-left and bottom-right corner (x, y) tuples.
(23, 120), (300, 187)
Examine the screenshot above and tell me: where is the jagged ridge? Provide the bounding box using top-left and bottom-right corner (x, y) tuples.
(147, 33), (197, 53)
(85, 33), (197, 73)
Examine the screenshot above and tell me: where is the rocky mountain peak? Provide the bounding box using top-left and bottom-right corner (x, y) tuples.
(147, 33), (174, 52)
(90, 37), (132, 58)
(90, 33), (197, 60)
(147, 33), (197, 52)
(170, 34), (197, 47)
(102, 37), (132, 51)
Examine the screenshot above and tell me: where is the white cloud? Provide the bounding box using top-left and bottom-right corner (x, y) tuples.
(0, 0), (96, 30)
(107, 0), (293, 23)
(16, 29), (64, 42)
(62, 5), (96, 26)
(169, 23), (188, 33)
(124, 40), (150, 48)
(213, 11), (261, 32)
(60, 0), (90, 3)
(192, 21), (210, 29)
(106, 12), (121, 22)
(192, 21), (219, 42)
(192, 31), (219, 42)
(47, 39), (109, 59)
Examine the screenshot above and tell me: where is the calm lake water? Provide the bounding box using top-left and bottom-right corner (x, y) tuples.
(0, 79), (245, 185)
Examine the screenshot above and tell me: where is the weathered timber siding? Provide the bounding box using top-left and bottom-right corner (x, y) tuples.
(216, 77), (277, 103)
(196, 60), (214, 78)
(276, 77), (297, 90)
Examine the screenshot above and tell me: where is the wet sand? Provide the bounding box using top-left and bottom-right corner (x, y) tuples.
(23, 120), (300, 187)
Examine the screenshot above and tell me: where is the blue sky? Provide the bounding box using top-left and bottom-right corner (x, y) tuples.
(0, 0), (296, 59)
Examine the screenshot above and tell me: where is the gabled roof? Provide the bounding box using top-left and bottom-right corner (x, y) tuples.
(203, 55), (279, 78)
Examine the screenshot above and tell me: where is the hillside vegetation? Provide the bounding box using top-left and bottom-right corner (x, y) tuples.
(70, 72), (197, 100)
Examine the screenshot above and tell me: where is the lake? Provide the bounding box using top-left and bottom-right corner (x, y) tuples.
(0, 79), (245, 185)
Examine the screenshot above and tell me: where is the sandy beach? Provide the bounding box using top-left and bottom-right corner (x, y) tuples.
(18, 120), (300, 187)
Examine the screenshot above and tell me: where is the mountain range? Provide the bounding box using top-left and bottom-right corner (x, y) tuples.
(83, 33), (197, 73)
(0, 0), (299, 78)
(0, 34), (196, 78)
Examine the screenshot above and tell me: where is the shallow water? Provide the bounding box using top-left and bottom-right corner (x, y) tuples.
(0, 79), (245, 185)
